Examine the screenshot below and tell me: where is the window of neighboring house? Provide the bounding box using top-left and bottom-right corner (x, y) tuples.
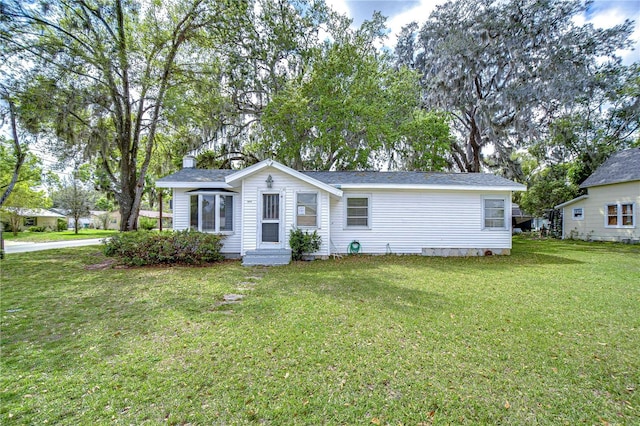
(572, 207), (584, 220)
(189, 193), (234, 233)
(607, 204), (618, 226)
(622, 203), (634, 226)
(296, 192), (318, 227)
(346, 196), (370, 228)
(24, 217), (36, 227)
(606, 203), (635, 228)
(483, 197), (507, 229)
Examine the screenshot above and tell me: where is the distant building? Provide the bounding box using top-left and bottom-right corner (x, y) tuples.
(555, 148), (639, 242)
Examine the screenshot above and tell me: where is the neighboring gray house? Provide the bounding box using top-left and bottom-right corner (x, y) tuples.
(157, 157), (526, 264)
(556, 148), (640, 242)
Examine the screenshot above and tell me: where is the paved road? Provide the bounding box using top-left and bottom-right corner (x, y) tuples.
(2, 239), (105, 254)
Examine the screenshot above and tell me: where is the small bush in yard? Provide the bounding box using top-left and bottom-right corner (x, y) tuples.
(28, 226), (47, 232)
(139, 217), (157, 230)
(289, 228), (321, 260)
(103, 230), (225, 266)
(57, 218), (68, 231)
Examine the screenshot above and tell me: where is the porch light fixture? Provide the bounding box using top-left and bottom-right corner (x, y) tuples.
(266, 174), (273, 188)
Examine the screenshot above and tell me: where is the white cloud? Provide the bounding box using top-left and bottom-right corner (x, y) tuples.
(385, 0), (444, 41)
(583, 0), (640, 64)
(324, 0), (351, 18)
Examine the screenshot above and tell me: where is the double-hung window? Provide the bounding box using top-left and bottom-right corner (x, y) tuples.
(346, 196), (370, 228)
(483, 197), (507, 230)
(605, 203), (635, 228)
(296, 192), (318, 227)
(190, 193), (234, 233)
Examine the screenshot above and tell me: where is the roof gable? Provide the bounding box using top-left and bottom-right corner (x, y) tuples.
(225, 159), (343, 196)
(580, 148), (640, 188)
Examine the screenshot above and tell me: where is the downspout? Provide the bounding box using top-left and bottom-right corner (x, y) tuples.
(326, 192), (331, 256)
(159, 191), (163, 232)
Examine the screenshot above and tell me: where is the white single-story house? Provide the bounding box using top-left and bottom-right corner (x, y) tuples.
(156, 157), (526, 264)
(555, 148), (639, 242)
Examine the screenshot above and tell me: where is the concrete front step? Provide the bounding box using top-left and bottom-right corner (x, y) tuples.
(242, 249), (292, 266)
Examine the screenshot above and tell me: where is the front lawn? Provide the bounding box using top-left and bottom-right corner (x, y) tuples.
(2, 229), (119, 243)
(1, 239), (638, 424)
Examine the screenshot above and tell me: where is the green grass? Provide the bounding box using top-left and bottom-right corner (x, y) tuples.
(2, 229), (118, 242)
(1, 238), (639, 424)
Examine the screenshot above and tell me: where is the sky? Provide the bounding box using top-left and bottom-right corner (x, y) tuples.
(326, 0), (640, 64)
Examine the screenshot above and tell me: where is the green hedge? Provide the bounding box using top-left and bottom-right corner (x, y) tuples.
(103, 230), (225, 266)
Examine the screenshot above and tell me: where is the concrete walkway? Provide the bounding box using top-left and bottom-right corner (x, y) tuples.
(3, 239), (105, 254)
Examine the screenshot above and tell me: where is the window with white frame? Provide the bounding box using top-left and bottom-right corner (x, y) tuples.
(346, 196), (370, 228)
(23, 217), (36, 227)
(189, 193), (234, 232)
(606, 203), (635, 228)
(296, 192), (318, 227)
(572, 207), (584, 220)
(483, 197), (507, 229)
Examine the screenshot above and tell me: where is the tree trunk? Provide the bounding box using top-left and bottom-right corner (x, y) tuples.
(0, 99), (26, 207)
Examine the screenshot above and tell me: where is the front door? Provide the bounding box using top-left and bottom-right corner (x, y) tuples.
(260, 193), (281, 247)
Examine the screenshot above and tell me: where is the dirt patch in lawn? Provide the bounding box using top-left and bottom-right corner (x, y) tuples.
(85, 258), (117, 270)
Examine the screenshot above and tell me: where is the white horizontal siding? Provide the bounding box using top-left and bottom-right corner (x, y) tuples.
(241, 168), (332, 256)
(172, 189), (190, 231)
(330, 189), (513, 254)
(171, 188), (242, 254)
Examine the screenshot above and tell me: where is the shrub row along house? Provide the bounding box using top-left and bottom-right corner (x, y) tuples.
(157, 157), (526, 265)
(555, 148), (640, 243)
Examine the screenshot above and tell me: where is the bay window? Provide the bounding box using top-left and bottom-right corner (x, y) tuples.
(189, 192), (234, 233)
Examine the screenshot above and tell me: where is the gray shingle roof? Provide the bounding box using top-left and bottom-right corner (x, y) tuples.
(156, 168), (236, 183)
(157, 167), (524, 189)
(580, 148), (640, 188)
(302, 171), (522, 187)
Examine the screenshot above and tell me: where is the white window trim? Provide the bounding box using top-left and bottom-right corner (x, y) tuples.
(604, 202), (636, 229)
(344, 194), (372, 229)
(482, 196), (508, 231)
(190, 192), (236, 234)
(295, 191), (320, 229)
(572, 207), (584, 221)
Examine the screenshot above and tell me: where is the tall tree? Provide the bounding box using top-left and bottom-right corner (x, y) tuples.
(518, 164), (578, 218)
(530, 62), (640, 184)
(1, 0), (244, 230)
(52, 177), (96, 234)
(395, 0), (635, 173)
(261, 13), (452, 170)
(163, 0), (335, 168)
(0, 93), (27, 207)
(0, 135), (41, 208)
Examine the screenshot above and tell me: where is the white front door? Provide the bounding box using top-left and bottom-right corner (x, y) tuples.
(259, 193), (282, 248)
